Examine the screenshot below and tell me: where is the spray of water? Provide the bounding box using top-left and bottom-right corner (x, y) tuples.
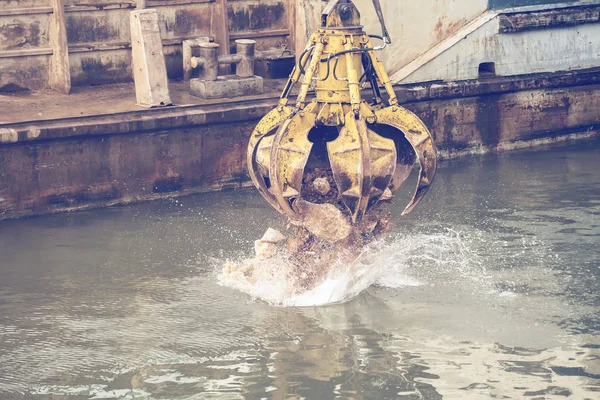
(218, 228), (486, 307)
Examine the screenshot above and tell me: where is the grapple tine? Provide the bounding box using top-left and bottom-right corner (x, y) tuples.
(366, 127), (397, 207)
(247, 0), (438, 240)
(374, 106), (438, 215)
(327, 112), (371, 222)
(247, 106), (294, 212)
(269, 106), (317, 220)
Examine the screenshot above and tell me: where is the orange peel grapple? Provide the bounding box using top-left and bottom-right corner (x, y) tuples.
(248, 0), (437, 226)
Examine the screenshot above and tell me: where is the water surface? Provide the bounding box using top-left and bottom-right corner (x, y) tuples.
(1, 140), (599, 399)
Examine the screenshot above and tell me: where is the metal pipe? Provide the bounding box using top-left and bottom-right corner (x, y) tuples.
(295, 39), (325, 108)
(190, 39), (258, 80)
(219, 54), (243, 65)
(198, 42), (219, 81)
(371, 0), (391, 44)
(190, 57), (205, 69)
(344, 40), (361, 116)
(235, 39), (256, 78)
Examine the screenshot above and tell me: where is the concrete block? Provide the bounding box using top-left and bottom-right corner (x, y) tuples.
(130, 9), (172, 108)
(189, 75), (264, 99)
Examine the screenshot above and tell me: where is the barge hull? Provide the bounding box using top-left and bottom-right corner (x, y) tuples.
(1, 68), (599, 220)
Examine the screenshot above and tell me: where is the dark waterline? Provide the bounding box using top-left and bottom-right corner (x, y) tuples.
(1, 139), (599, 399)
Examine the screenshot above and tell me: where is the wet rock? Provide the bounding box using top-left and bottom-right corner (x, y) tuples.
(254, 240), (277, 260)
(292, 199), (352, 243)
(285, 236), (305, 253)
(254, 228), (286, 260)
(313, 177), (331, 195)
(380, 188), (393, 201)
(223, 261), (255, 280)
(301, 168), (339, 204)
(261, 227), (286, 243)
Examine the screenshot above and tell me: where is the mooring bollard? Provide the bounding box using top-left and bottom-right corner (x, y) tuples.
(188, 39), (263, 99)
(193, 42), (220, 81)
(182, 37), (211, 81)
(233, 39), (256, 78)
(191, 40), (257, 80)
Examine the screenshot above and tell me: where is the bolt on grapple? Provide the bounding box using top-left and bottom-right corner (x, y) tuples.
(247, 0), (438, 241)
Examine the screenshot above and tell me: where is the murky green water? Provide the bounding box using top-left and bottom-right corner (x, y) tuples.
(1, 139), (599, 399)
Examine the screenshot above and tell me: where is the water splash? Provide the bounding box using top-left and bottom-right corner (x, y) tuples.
(218, 228), (486, 307)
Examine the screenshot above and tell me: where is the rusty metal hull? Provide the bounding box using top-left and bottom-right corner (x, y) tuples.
(1, 69), (600, 220)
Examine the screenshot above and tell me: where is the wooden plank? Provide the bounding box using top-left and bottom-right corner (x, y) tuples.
(147, 0), (214, 6)
(499, 5), (600, 34)
(288, 0), (296, 53)
(211, 0), (230, 73)
(0, 7), (53, 16)
(49, 0), (71, 94)
(65, 36), (220, 53)
(68, 42), (131, 53)
(63, 3), (135, 12)
(211, 0), (230, 52)
(230, 29), (290, 39)
(0, 48), (54, 58)
(162, 35), (214, 45)
(294, 0), (321, 61)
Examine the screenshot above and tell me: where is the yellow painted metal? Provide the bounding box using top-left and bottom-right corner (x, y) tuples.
(295, 39), (325, 108)
(327, 109), (396, 222)
(315, 102), (345, 126)
(344, 39), (363, 116)
(278, 34), (317, 107)
(247, 105), (294, 212)
(366, 123), (397, 204)
(247, 0), (438, 223)
(322, 0), (361, 27)
(374, 105), (438, 215)
(314, 32), (363, 104)
(367, 42), (398, 106)
(328, 111), (370, 222)
(269, 102), (318, 219)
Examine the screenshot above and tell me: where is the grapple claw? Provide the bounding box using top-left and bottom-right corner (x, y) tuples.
(247, 0), (438, 240)
(269, 108), (317, 219)
(248, 106), (294, 213)
(374, 106), (438, 215)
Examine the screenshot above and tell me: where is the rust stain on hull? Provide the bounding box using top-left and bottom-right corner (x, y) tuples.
(2, 69), (600, 220)
(499, 5), (600, 34)
(0, 20), (41, 49)
(228, 2), (287, 32)
(66, 15), (120, 43)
